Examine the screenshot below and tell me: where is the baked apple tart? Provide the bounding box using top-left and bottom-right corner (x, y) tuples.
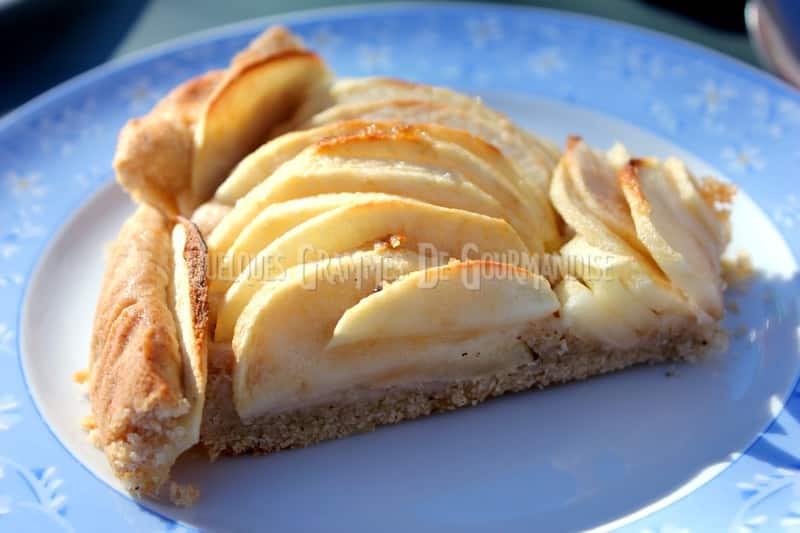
(85, 26), (733, 499)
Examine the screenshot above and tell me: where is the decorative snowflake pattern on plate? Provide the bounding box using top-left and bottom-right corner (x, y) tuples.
(0, 459), (73, 532)
(722, 145), (766, 174)
(731, 468), (800, 532)
(772, 194), (800, 231)
(465, 16), (502, 49)
(0, 396), (20, 431)
(527, 47), (567, 78)
(4, 171), (47, 199)
(0, 324), (13, 355)
(356, 44), (391, 71)
(119, 77), (158, 113)
(686, 79), (737, 116)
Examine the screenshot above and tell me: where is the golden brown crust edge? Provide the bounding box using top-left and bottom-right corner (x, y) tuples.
(114, 72), (223, 216)
(113, 26), (323, 216)
(176, 216), (210, 373)
(89, 206), (209, 497)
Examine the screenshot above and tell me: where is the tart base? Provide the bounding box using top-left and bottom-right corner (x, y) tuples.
(200, 322), (725, 459)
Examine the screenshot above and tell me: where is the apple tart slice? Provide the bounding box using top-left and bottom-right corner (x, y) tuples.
(86, 24), (735, 501)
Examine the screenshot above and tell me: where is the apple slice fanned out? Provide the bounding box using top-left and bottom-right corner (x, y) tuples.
(302, 100), (561, 248)
(214, 120), (546, 213)
(559, 236), (687, 317)
(619, 160), (725, 319)
(210, 122), (550, 252)
(307, 78), (556, 159)
(191, 51), (331, 208)
(168, 217), (210, 456)
(114, 26), (331, 216)
(294, 77), (560, 184)
(662, 157), (732, 256)
(328, 261), (558, 349)
(214, 196), (529, 341)
(308, 130), (545, 252)
(304, 98), (559, 182)
(210, 193), (373, 289)
(231, 250), (419, 417)
(555, 276), (653, 348)
(211, 120), (392, 204)
(206, 156), (509, 259)
(551, 136), (644, 253)
(555, 237), (691, 346)
(232, 254), (554, 418)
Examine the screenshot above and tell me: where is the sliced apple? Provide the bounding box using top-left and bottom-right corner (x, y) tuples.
(215, 197), (529, 341)
(207, 155), (511, 258)
(305, 98), (558, 177)
(326, 77), (560, 163)
(214, 119), (545, 212)
(190, 51), (331, 208)
(233, 255), (551, 418)
(231, 250), (418, 416)
(328, 261), (558, 349)
(211, 123), (547, 251)
(190, 200), (232, 238)
(606, 142), (631, 173)
(555, 276), (652, 348)
(560, 137), (643, 248)
(308, 130), (545, 252)
(619, 160), (724, 319)
(559, 236), (688, 316)
(169, 218), (209, 449)
(211, 193), (404, 292)
(663, 157), (729, 256)
(303, 100), (561, 248)
(551, 149), (639, 258)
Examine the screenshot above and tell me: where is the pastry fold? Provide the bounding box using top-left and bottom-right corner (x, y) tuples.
(89, 206), (208, 496)
(114, 26), (331, 216)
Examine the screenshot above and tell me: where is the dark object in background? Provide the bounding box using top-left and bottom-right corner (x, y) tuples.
(0, 0), (146, 113)
(643, 0), (749, 33)
(747, 0), (800, 87)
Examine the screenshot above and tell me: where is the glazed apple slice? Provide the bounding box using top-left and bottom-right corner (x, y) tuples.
(559, 236), (687, 315)
(232, 255), (555, 418)
(191, 51), (330, 207)
(114, 27), (331, 215)
(328, 260), (558, 349)
(302, 100), (561, 248)
(214, 120), (541, 210)
(206, 156), (509, 259)
(210, 126), (546, 252)
(306, 130), (544, 252)
(232, 250), (418, 417)
(214, 196), (529, 341)
(619, 159), (725, 319)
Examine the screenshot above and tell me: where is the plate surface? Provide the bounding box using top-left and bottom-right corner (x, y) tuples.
(3, 4), (800, 532)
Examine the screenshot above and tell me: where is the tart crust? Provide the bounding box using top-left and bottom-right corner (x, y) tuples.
(88, 206), (208, 496)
